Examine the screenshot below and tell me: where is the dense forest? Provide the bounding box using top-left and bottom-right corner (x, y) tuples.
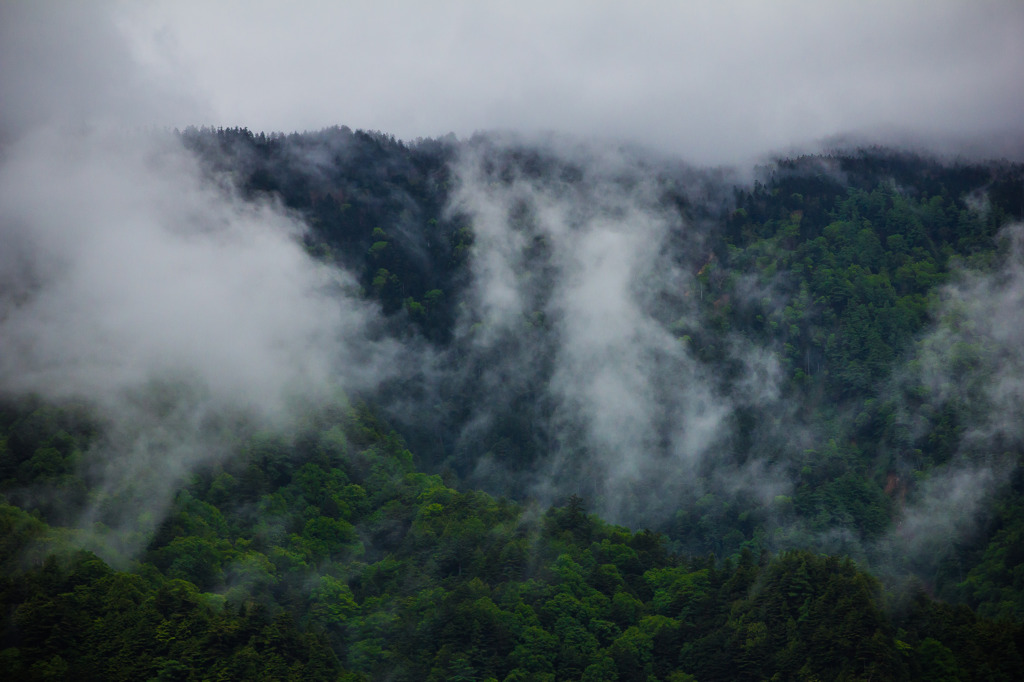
(2, 125), (1024, 679)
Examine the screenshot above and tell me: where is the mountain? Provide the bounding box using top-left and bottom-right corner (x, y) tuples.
(2, 125), (1024, 679)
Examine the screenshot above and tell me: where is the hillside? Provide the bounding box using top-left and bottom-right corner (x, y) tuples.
(2, 126), (1024, 679)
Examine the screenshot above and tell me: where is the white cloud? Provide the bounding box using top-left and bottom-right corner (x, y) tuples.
(109, 0), (1024, 164)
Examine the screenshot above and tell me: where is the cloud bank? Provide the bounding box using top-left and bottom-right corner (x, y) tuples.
(119, 0), (1024, 165)
(0, 128), (390, 415)
(435, 138), (791, 524)
(0, 2), (395, 556)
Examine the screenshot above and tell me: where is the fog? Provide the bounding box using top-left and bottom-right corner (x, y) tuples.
(879, 225), (1024, 577)
(432, 139), (794, 524)
(0, 3), (397, 556)
(119, 0), (1024, 165)
(2, 0), (1023, 575)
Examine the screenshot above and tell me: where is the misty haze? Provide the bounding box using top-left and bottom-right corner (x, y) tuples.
(2, 2), (1024, 680)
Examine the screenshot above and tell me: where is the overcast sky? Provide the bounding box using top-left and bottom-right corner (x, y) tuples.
(3, 1), (1024, 165)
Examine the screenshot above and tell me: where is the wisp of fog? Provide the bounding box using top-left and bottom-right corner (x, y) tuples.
(0, 4), (398, 557)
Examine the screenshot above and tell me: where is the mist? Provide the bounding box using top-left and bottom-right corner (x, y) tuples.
(0, 127), (402, 555)
(876, 224), (1024, 578)
(2, 0), (1023, 586)
(0, 4), (400, 558)
(119, 1), (1024, 166)
(406, 136), (796, 526)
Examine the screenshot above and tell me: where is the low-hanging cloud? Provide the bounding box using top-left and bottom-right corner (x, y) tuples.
(0, 3), (398, 558)
(878, 224), (1024, 577)
(0, 125), (402, 557)
(118, 1), (1024, 165)
(443, 137), (789, 524)
(0, 128), (391, 414)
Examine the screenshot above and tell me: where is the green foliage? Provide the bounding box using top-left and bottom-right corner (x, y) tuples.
(4, 139), (1024, 678)
(1, 401), (1022, 679)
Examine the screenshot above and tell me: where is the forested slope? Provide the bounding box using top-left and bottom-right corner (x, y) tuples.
(3, 400), (1022, 680)
(2, 126), (1024, 679)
